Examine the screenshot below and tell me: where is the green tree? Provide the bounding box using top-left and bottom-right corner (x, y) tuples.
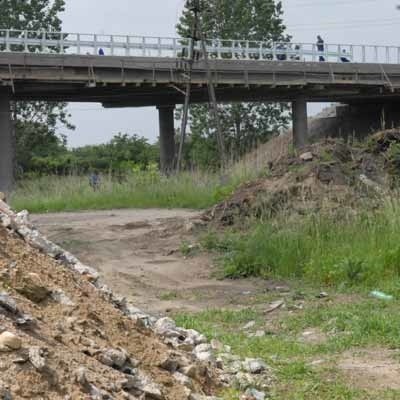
(177, 0), (290, 168)
(0, 0), (73, 174)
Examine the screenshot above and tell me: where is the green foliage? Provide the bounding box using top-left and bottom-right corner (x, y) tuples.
(176, 0), (291, 168)
(0, 0), (74, 176)
(17, 133), (159, 177)
(209, 201), (400, 288)
(10, 171), (225, 213)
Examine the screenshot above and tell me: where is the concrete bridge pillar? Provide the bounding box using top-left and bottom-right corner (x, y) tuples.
(292, 96), (308, 149)
(157, 105), (176, 173)
(0, 92), (14, 195)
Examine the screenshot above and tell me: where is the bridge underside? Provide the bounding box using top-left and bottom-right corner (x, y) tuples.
(1, 53), (400, 192)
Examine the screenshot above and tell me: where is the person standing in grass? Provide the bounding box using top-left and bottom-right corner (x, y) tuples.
(89, 170), (101, 191)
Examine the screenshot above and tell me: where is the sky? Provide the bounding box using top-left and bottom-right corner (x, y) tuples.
(59, 0), (400, 147)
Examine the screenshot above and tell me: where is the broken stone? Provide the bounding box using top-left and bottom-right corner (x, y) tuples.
(51, 289), (75, 306)
(0, 293), (17, 314)
(242, 388), (266, 400)
(242, 359), (267, 374)
(15, 313), (36, 327)
(154, 317), (177, 336)
(173, 371), (194, 389)
(124, 371), (163, 399)
(210, 339), (224, 352)
(247, 331), (266, 338)
(97, 348), (128, 369)
(300, 151), (313, 161)
(242, 321), (256, 330)
(265, 300), (284, 313)
(15, 273), (51, 303)
(28, 347), (47, 371)
(0, 331), (22, 352)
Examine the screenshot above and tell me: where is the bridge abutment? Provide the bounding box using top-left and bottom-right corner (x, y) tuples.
(292, 96), (308, 149)
(157, 105), (176, 173)
(0, 92), (14, 195)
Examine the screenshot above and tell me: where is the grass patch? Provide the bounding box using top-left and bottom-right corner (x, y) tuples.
(11, 167), (258, 213)
(204, 200), (400, 289)
(175, 290), (400, 400)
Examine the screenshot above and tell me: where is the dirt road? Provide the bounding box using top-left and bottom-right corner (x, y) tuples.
(32, 209), (264, 315)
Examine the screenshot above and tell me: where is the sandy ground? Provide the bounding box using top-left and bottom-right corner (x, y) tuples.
(32, 209), (265, 316)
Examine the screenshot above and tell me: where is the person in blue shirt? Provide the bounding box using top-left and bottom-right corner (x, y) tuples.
(98, 48), (105, 56)
(340, 49), (350, 63)
(317, 35), (325, 62)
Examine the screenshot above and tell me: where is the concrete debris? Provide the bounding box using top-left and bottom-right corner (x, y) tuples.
(28, 346), (47, 371)
(97, 348), (129, 369)
(0, 293), (18, 314)
(265, 300), (285, 313)
(0, 199), (275, 399)
(242, 388), (266, 400)
(51, 289), (75, 306)
(0, 331), (22, 352)
(243, 359), (267, 374)
(15, 272), (51, 303)
(299, 151), (314, 161)
(242, 321), (256, 330)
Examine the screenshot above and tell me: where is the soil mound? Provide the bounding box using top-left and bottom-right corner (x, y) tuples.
(209, 130), (400, 225)
(0, 202), (272, 399)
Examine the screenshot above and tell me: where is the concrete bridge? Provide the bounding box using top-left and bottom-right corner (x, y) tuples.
(1, 29), (400, 192)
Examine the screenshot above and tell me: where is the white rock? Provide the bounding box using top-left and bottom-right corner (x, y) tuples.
(243, 388), (266, 400)
(98, 348), (128, 369)
(0, 332), (22, 351)
(29, 347), (47, 371)
(173, 371), (194, 389)
(300, 152), (313, 161)
(243, 321), (256, 330)
(154, 317), (177, 336)
(51, 289), (75, 306)
(243, 358), (267, 374)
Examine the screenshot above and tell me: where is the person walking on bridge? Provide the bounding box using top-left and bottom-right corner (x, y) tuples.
(317, 35), (325, 62)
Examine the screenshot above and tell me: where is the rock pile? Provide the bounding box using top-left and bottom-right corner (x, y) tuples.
(0, 199), (273, 399)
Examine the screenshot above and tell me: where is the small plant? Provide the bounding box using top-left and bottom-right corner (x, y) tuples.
(180, 241), (197, 257)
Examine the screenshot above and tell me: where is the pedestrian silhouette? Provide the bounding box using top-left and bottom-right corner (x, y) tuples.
(317, 35), (325, 62)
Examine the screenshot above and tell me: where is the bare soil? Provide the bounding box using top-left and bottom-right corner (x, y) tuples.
(32, 209), (266, 316)
(338, 348), (400, 391)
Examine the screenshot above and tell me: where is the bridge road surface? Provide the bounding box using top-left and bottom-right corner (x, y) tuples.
(1, 31), (400, 192)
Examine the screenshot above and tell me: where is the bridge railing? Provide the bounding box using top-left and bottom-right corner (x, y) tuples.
(0, 29), (399, 64)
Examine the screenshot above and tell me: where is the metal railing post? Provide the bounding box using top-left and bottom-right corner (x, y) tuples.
(77, 33), (81, 55)
(158, 37), (162, 57)
(126, 36), (130, 56)
(24, 30), (28, 52)
(362, 45), (366, 63)
(60, 32), (64, 54)
(142, 37), (146, 56)
(110, 35), (114, 56)
(94, 34), (98, 55)
(5, 30), (10, 52)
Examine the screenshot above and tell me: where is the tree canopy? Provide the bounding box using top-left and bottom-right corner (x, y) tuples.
(177, 0), (290, 169)
(0, 0), (73, 174)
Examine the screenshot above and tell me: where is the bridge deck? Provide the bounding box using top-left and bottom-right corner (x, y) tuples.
(0, 53), (399, 107)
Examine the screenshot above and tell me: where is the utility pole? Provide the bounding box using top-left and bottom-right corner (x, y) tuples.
(176, 0), (200, 173)
(176, 0), (226, 172)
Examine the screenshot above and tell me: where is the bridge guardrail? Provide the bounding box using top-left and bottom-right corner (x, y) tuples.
(0, 30), (399, 64)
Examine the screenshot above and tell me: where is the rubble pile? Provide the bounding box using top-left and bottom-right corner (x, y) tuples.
(0, 199), (273, 399)
(209, 131), (400, 225)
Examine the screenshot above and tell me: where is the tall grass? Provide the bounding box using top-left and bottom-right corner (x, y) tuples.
(203, 199), (400, 289)
(10, 165), (260, 213)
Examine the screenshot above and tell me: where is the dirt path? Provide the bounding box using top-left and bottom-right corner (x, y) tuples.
(32, 209), (264, 315)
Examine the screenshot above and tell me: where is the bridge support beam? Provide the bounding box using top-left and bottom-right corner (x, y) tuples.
(0, 92), (14, 196)
(157, 105), (176, 173)
(292, 96), (308, 149)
